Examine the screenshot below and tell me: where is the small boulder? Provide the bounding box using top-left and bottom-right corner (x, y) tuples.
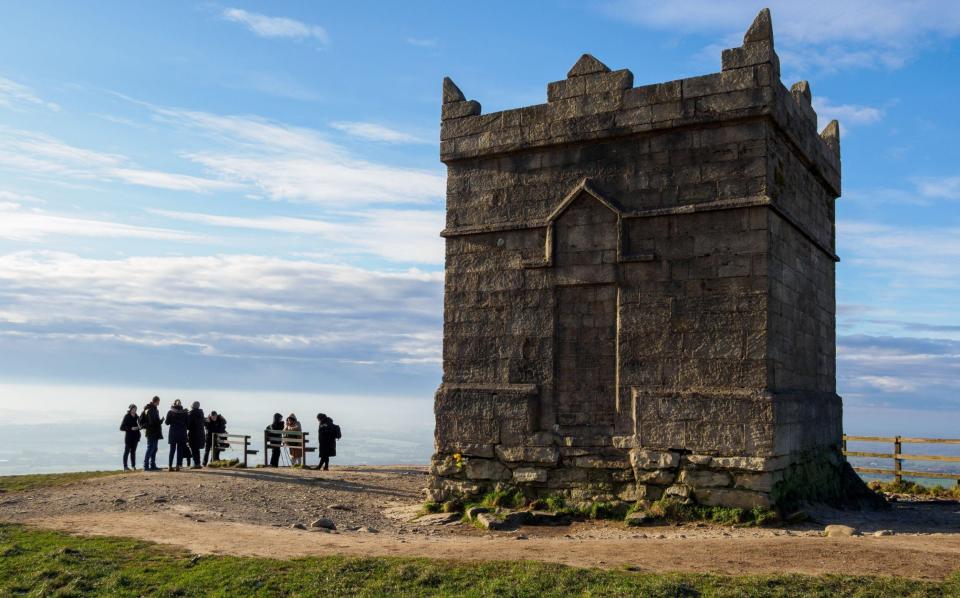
(311, 517), (336, 530)
(291, 523), (307, 530)
(625, 511), (652, 527)
(466, 506), (489, 520)
(874, 529), (894, 537)
(824, 524), (858, 537)
(475, 512), (509, 531)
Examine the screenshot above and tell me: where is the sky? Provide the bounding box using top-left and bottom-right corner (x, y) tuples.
(0, 1), (959, 441)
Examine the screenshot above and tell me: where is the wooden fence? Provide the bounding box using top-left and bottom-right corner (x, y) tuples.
(843, 434), (960, 486)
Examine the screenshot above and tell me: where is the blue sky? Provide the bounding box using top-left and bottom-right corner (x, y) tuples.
(0, 1), (959, 427)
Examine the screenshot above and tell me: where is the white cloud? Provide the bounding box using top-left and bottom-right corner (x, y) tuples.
(603, 1), (960, 72)
(151, 208), (444, 264)
(0, 251), (442, 365)
(914, 176), (960, 200)
(221, 8), (329, 45)
(330, 121), (431, 144)
(812, 98), (883, 132)
(0, 202), (197, 242)
(137, 104), (445, 205)
(0, 126), (237, 193)
(839, 221), (960, 287)
(0, 76), (60, 112)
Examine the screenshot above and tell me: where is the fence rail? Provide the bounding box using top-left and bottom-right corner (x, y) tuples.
(213, 433), (258, 468)
(843, 434), (960, 486)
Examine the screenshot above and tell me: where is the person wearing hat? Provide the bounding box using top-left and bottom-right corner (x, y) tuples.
(165, 399), (190, 471)
(119, 404), (142, 471)
(203, 410), (227, 466)
(187, 401), (206, 470)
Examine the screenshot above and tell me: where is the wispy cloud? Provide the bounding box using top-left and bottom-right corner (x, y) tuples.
(151, 208), (444, 264)
(330, 121), (431, 144)
(839, 334), (960, 409)
(0, 126), (237, 193)
(406, 37), (437, 47)
(602, 1), (960, 73)
(136, 103), (445, 204)
(221, 8), (329, 45)
(914, 176), (960, 200)
(845, 176), (960, 205)
(0, 76), (60, 112)
(812, 97), (884, 133)
(0, 202), (197, 242)
(0, 251), (442, 365)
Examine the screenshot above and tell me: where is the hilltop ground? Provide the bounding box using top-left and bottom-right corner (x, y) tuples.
(1, 466), (959, 581)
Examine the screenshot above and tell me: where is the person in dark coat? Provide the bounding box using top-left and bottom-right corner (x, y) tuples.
(141, 396), (164, 471)
(120, 404), (141, 471)
(203, 411), (227, 466)
(316, 413), (341, 471)
(187, 401), (205, 470)
(165, 399), (189, 471)
(267, 413), (284, 467)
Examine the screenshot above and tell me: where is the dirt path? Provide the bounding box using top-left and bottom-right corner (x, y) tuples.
(3, 466), (960, 580)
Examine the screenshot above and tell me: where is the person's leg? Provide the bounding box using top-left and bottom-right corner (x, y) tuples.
(191, 444), (201, 468)
(168, 443), (175, 470)
(130, 443), (138, 470)
(270, 448), (279, 467)
(123, 444), (131, 470)
(150, 438), (159, 469)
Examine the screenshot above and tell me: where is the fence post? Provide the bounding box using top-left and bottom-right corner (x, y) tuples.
(894, 435), (902, 484)
(242, 435), (248, 468)
(264, 430), (268, 467)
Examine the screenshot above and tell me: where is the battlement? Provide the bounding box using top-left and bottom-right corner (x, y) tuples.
(440, 8), (840, 196)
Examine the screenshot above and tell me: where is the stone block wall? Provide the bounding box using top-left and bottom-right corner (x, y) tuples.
(431, 8), (846, 509)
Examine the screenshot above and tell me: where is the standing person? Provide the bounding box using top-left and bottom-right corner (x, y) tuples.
(140, 396), (163, 471)
(120, 404), (141, 471)
(187, 401), (205, 470)
(165, 399), (189, 472)
(203, 411), (227, 466)
(266, 413), (284, 467)
(316, 413), (341, 471)
(285, 414), (303, 466)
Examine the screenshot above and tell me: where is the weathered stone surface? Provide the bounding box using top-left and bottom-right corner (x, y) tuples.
(432, 8), (844, 511)
(630, 449), (680, 470)
(696, 488), (771, 510)
(733, 472), (776, 493)
(512, 467), (548, 483)
(311, 517), (336, 530)
(496, 446), (559, 465)
(464, 459), (511, 481)
(677, 469), (732, 488)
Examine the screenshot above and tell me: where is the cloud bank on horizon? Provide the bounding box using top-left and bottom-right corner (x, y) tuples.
(0, 2), (958, 415)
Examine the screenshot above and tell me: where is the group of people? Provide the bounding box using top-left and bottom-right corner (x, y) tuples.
(120, 396), (340, 472)
(120, 396), (228, 471)
(265, 412), (341, 470)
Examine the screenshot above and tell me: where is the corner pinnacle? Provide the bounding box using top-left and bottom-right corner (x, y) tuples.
(743, 8), (773, 46)
(442, 77), (466, 104)
(820, 120), (840, 156)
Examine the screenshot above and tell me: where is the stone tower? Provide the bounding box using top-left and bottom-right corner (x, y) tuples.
(430, 9), (846, 509)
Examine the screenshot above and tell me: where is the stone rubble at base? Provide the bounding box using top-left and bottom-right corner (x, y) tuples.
(431, 8), (846, 510)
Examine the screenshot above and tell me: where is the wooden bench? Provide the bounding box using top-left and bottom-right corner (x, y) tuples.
(264, 430), (315, 467)
(213, 433), (258, 468)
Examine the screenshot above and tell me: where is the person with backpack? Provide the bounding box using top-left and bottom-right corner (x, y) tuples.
(141, 396), (164, 471)
(266, 413), (284, 467)
(187, 401), (205, 470)
(203, 411), (227, 466)
(316, 413), (341, 471)
(120, 404), (141, 471)
(165, 399), (189, 472)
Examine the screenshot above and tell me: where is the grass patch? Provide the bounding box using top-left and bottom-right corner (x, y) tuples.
(0, 523), (956, 597)
(0, 471), (121, 494)
(869, 479), (960, 500)
(639, 498), (780, 527)
(206, 459), (243, 469)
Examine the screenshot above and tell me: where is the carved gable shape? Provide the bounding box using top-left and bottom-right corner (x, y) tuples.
(547, 179), (623, 223)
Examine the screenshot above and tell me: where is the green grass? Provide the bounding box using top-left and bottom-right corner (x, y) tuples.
(639, 498), (780, 527)
(0, 524), (957, 597)
(869, 480), (960, 500)
(0, 471), (122, 494)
